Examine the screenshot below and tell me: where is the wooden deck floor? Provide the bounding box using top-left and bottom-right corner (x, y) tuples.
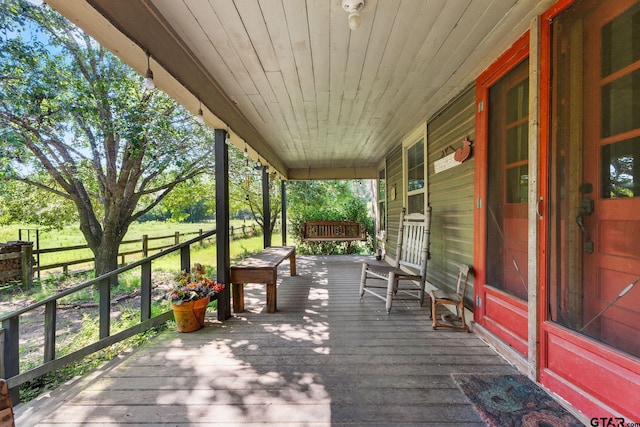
(16, 255), (522, 426)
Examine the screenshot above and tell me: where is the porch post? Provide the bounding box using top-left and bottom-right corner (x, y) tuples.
(262, 166), (271, 248)
(281, 180), (287, 246)
(215, 129), (231, 320)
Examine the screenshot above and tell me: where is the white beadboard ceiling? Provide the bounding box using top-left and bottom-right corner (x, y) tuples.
(46, 0), (555, 180)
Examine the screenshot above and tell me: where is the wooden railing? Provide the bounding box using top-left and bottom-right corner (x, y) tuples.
(0, 229), (217, 402)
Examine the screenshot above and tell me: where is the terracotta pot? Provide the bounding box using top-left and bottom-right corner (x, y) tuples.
(171, 296), (210, 333)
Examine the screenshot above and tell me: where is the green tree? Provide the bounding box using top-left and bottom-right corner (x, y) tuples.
(155, 176), (215, 223)
(228, 145), (281, 236)
(0, 1), (216, 275)
(287, 180), (374, 254)
(0, 176), (77, 228)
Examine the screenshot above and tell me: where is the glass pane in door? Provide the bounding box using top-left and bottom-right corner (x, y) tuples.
(486, 59), (530, 301)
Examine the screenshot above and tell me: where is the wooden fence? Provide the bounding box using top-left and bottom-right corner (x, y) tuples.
(21, 224), (261, 279)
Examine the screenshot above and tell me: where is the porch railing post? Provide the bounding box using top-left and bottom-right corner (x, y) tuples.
(98, 278), (110, 339)
(44, 300), (56, 362)
(2, 317), (20, 403)
(180, 246), (190, 272)
(141, 260), (152, 321)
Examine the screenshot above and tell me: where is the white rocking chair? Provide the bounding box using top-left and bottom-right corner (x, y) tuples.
(359, 206), (431, 313)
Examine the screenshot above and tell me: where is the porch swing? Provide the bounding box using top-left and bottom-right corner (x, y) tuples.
(299, 191), (366, 242)
(301, 220), (366, 242)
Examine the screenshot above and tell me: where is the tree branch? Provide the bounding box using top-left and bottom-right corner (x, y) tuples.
(3, 176), (72, 199)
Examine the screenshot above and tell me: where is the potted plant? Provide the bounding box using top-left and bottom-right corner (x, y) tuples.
(167, 263), (225, 332)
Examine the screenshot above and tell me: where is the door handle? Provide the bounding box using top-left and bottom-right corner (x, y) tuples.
(576, 198), (594, 254)
(536, 197), (543, 219)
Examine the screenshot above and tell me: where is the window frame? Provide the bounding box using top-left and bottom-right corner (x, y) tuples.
(377, 162), (387, 236)
(402, 126), (428, 214)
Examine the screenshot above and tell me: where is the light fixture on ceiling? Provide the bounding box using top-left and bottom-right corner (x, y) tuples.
(196, 100), (204, 123)
(342, 0), (365, 31)
(143, 50), (155, 90)
(225, 130), (231, 145)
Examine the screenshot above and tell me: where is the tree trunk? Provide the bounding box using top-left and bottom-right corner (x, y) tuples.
(93, 237), (121, 285)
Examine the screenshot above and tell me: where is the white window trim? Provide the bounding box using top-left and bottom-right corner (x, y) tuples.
(402, 124), (428, 213)
(377, 159), (387, 238)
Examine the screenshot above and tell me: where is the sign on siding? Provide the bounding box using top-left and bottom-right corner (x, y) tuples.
(434, 153), (463, 173)
(434, 138), (472, 174)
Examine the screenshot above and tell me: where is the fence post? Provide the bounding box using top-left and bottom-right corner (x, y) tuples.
(199, 229), (203, 246)
(21, 243), (33, 287)
(142, 235), (149, 257)
(174, 231), (180, 246)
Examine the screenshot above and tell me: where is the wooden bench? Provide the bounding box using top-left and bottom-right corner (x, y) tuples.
(230, 246), (296, 313)
(301, 221), (365, 242)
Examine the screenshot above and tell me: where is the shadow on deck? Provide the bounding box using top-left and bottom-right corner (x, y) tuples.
(16, 255), (525, 426)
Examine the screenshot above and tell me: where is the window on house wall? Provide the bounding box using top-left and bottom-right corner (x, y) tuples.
(548, 0), (640, 358)
(378, 168), (386, 232)
(406, 138), (425, 214)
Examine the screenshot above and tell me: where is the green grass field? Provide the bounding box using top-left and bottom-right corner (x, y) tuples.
(0, 221), (283, 277)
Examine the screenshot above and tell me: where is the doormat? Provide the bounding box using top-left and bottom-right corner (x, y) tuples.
(452, 374), (583, 427)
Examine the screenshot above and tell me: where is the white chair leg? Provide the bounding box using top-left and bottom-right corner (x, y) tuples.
(359, 263), (368, 298)
(385, 271), (396, 313)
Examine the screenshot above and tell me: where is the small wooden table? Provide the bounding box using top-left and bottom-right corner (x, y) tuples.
(230, 246), (296, 313)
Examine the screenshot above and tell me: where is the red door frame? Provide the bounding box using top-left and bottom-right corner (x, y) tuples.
(538, 0), (640, 420)
(474, 32), (530, 357)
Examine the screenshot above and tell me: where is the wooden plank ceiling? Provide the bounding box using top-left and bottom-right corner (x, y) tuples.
(46, 0), (554, 180)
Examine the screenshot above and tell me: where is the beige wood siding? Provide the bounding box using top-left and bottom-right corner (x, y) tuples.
(426, 85), (476, 306)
